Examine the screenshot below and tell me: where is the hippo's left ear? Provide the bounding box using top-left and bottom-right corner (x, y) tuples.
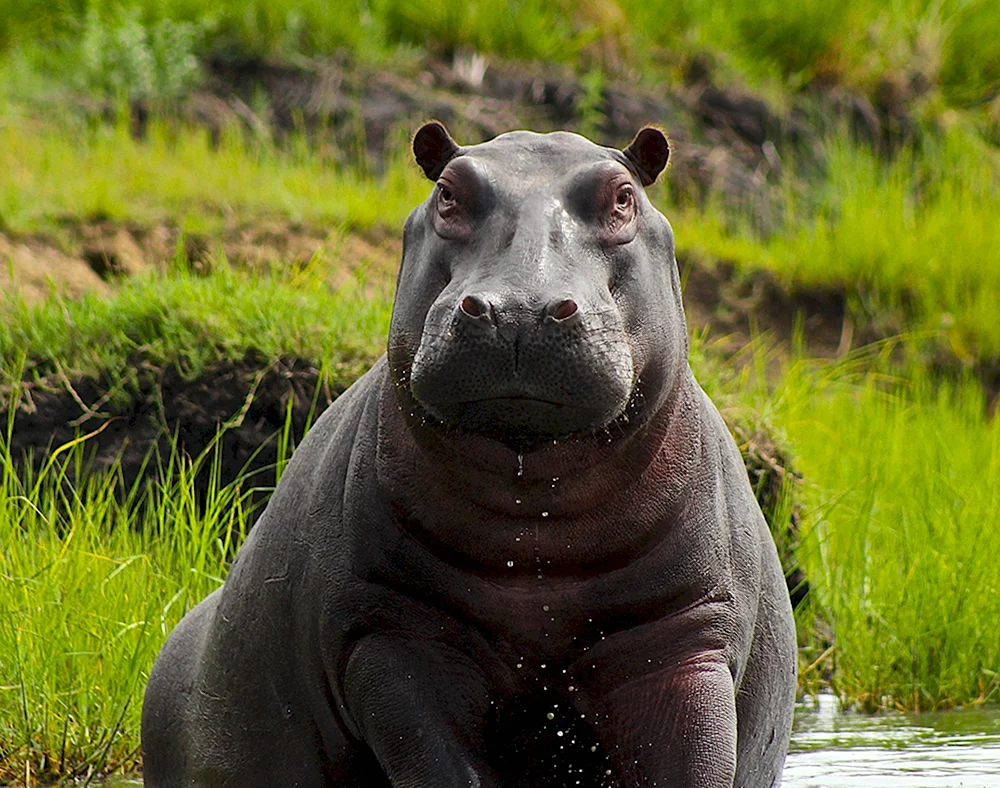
(623, 126), (670, 187)
(413, 121), (461, 181)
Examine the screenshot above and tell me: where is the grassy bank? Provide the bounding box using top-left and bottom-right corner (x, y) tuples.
(1, 261), (391, 391)
(786, 369), (1000, 711)
(3, 108), (1000, 363)
(2, 0), (999, 103)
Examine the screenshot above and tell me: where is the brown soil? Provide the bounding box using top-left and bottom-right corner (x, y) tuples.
(682, 257), (864, 360)
(1, 220), (401, 302)
(3, 351), (341, 511)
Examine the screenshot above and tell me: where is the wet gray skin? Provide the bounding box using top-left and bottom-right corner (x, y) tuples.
(141, 124), (796, 787)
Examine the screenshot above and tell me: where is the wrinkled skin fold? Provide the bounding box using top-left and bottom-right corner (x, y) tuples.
(142, 123), (797, 787)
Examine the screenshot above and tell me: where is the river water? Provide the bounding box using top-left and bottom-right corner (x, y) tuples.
(784, 693), (1000, 787)
(106, 693), (1000, 787)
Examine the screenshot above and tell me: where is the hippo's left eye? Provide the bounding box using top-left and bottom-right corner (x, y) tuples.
(437, 183), (457, 211)
(607, 184), (637, 236)
(616, 186), (634, 208)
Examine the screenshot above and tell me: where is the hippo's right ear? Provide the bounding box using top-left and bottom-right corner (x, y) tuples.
(623, 126), (670, 187)
(413, 121), (461, 181)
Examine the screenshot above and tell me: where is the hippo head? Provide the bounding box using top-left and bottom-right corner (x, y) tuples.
(388, 123), (686, 448)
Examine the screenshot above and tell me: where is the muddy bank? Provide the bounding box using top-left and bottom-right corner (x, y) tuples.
(3, 352), (339, 504)
(0, 221), (399, 303)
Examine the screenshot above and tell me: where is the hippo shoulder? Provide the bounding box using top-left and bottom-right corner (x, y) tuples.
(235, 357), (387, 557)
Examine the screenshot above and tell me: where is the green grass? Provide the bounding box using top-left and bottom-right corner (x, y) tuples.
(689, 340), (1000, 711)
(0, 116), (427, 237)
(779, 363), (1000, 711)
(0, 258), (393, 397)
(0, 415), (258, 783)
(669, 122), (1000, 360)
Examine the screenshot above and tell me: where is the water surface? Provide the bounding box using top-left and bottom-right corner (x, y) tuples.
(785, 693), (1000, 787)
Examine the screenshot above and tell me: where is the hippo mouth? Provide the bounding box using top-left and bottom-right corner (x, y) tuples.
(424, 393), (627, 441)
(457, 395), (573, 408)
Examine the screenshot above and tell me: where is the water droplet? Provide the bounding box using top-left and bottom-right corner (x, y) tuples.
(542, 604), (550, 611)
(515, 498), (522, 505)
(507, 560), (514, 568)
(557, 730), (564, 737)
(541, 511), (549, 518)
(547, 712), (555, 720)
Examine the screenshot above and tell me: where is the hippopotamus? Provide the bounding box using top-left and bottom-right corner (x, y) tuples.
(141, 123), (797, 787)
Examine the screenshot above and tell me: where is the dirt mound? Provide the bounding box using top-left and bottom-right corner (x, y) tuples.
(1, 221), (401, 303)
(3, 352), (340, 505)
(682, 258), (861, 359)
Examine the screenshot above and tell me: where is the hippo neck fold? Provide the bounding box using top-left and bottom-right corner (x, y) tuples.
(374, 368), (705, 575)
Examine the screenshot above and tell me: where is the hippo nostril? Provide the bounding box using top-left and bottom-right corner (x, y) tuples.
(460, 294), (491, 320)
(547, 299), (579, 322)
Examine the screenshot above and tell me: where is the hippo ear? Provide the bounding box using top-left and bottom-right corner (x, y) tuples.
(413, 121), (461, 181)
(623, 126), (670, 187)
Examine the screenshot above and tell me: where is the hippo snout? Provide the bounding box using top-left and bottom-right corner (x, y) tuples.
(409, 287), (634, 439)
(458, 293), (579, 325)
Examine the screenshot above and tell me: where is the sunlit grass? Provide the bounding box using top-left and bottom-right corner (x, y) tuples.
(669, 123), (1000, 359)
(0, 259), (393, 394)
(0, 115), (428, 236)
(780, 363), (1000, 710)
(0, 423), (254, 783)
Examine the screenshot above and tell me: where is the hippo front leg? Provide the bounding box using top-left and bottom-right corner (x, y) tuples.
(572, 603), (742, 787)
(585, 653), (738, 787)
(342, 634), (501, 788)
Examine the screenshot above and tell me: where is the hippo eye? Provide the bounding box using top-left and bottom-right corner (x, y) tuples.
(615, 185), (634, 209)
(437, 183), (457, 212)
(607, 183), (637, 237)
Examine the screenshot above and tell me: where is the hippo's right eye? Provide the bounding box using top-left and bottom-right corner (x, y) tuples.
(431, 178), (474, 240)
